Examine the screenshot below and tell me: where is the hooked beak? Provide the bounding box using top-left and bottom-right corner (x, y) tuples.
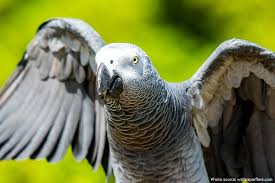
(97, 63), (123, 100)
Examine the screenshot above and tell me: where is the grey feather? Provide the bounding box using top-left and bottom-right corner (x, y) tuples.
(72, 95), (95, 161)
(39, 51), (52, 80)
(246, 111), (271, 177)
(70, 39), (81, 52)
(3, 71), (52, 159)
(266, 87), (275, 119)
(89, 99), (101, 164)
(48, 83), (82, 162)
(92, 99), (106, 169)
(80, 45), (90, 66)
(4, 18), (275, 183)
(89, 51), (97, 74)
(28, 45), (40, 61)
(260, 111), (275, 178)
(188, 39), (275, 181)
(34, 48), (45, 68)
(94, 40), (275, 182)
(48, 38), (65, 52)
(62, 53), (74, 79)
(0, 67), (31, 123)
(73, 57), (86, 83)
(0, 18), (109, 175)
(49, 56), (61, 78)
(35, 96), (67, 159)
(14, 78), (61, 159)
(0, 71), (40, 144)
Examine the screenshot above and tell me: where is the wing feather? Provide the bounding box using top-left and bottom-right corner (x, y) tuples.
(35, 95), (67, 159)
(0, 18), (111, 175)
(92, 99), (106, 169)
(72, 95), (95, 161)
(48, 83), (82, 162)
(188, 38), (275, 179)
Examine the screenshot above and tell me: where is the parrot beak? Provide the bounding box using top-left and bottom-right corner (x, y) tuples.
(97, 63), (123, 100)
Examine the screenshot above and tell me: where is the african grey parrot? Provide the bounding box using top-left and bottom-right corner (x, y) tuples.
(0, 18), (275, 183)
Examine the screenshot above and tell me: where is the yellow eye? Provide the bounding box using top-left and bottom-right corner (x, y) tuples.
(133, 56), (139, 64)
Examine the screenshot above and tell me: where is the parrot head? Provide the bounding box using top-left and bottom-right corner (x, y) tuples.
(95, 43), (160, 108)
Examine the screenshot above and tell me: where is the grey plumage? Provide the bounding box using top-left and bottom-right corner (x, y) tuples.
(188, 39), (275, 180)
(95, 45), (208, 182)
(1, 18), (275, 183)
(0, 18), (110, 177)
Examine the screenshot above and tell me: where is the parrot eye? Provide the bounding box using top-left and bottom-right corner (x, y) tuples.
(133, 56), (139, 64)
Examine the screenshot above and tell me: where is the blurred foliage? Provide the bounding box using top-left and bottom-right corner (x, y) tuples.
(0, 0), (275, 182)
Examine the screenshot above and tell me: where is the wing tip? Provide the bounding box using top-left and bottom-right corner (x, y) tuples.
(36, 17), (105, 53)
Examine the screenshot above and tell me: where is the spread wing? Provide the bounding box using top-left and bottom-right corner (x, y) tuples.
(0, 18), (111, 177)
(187, 39), (275, 179)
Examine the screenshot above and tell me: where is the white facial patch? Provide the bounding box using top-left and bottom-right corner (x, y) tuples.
(95, 43), (146, 78)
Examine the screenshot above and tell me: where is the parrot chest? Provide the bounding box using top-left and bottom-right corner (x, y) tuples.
(108, 122), (209, 183)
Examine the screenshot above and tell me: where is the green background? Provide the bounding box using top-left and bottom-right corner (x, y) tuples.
(0, 0), (275, 182)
